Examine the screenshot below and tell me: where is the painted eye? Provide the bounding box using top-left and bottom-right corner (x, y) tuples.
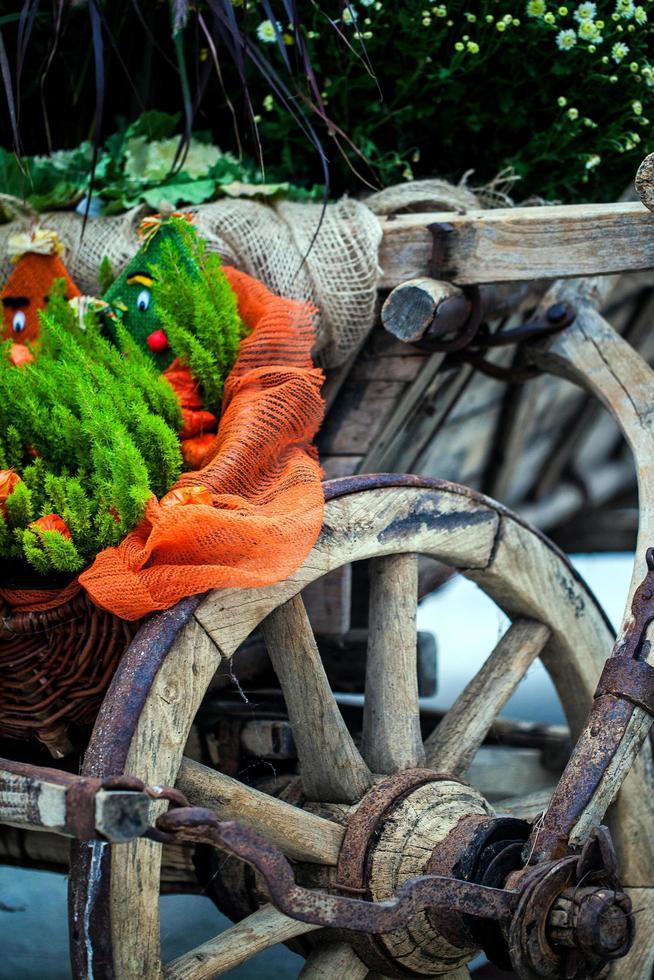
(12, 311), (26, 334)
(136, 288), (151, 313)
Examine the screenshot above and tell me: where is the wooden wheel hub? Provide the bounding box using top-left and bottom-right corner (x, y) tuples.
(335, 770), (498, 977)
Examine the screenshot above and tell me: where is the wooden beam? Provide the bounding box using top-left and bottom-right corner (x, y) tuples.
(424, 619), (550, 775)
(164, 904), (319, 979)
(378, 201), (654, 288)
(0, 758), (151, 842)
(362, 554), (424, 773)
(177, 757), (344, 865)
(262, 595), (373, 803)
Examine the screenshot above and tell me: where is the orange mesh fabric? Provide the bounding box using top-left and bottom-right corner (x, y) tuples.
(78, 266), (325, 620)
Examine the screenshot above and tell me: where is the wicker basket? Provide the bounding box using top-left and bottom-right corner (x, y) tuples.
(0, 589), (138, 757)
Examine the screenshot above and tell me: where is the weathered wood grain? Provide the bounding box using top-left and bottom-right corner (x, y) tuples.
(298, 943), (368, 979)
(176, 757), (344, 864)
(636, 153), (654, 214)
(108, 616), (221, 980)
(262, 595), (373, 803)
(362, 554), (425, 773)
(381, 278), (466, 343)
(164, 904), (319, 979)
(424, 619), (550, 775)
(378, 202), (654, 288)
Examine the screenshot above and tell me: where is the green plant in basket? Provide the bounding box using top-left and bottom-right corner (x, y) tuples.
(0, 220), (245, 579)
(0, 288), (184, 576)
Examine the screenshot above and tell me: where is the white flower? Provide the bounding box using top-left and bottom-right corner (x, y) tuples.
(615, 0), (635, 17)
(578, 18), (601, 37)
(574, 2), (597, 19)
(342, 5), (358, 23)
(556, 28), (577, 47)
(256, 19), (282, 43)
(360, 0), (375, 6)
(611, 40), (629, 60)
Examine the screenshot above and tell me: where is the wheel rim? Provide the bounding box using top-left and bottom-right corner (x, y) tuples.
(70, 477), (651, 980)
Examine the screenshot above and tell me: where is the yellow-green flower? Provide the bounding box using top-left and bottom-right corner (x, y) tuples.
(256, 19), (281, 43)
(574, 2), (597, 20)
(263, 94), (274, 111)
(454, 40), (465, 49)
(557, 27), (577, 47)
(567, 106), (579, 118)
(544, 11), (556, 22)
(635, 4), (648, 20)
(611, 40), (629, 60)
(615, 0), (635, 17)
(467, 40), (480, 52)
(526, 0), (547, 16)
(558, 5), (569, 13)
(633, 99), (643, 113)
(557, 95), (568, 105)
(585, 154), (601, 169)
(577, 19), (601, 38)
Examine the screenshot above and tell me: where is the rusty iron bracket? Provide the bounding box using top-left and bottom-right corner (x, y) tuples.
(151, 806), (633, 979)
(65, 774), (188, 841)
(422, 223), (576, 375)
(152, 806), (516, 932)
(525, 549), (654, 867)
(595, 657), (654, 715)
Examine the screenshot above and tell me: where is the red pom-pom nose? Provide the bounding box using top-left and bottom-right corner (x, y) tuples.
(147, 329), (169, 353)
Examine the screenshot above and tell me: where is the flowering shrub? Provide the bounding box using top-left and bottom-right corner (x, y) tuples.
(248, 0), (654, 201)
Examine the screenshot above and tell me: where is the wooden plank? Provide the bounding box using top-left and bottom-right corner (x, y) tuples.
(424, 619), (550, 775)
(358, 352), (447, 472)
(262, 595), (373, 803)
(177, 757), (344, 864)
(378, 201), (654, 288)
(317, 379), (406, 456)
(164, 904), (319, 980)
(320, 455), (363, 479)
(362, 554), (425, 773)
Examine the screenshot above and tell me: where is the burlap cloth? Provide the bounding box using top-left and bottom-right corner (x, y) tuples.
(0, 178), (487, 367)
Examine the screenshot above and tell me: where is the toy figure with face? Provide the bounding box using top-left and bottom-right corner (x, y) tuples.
(2, 229), (80, 346)
(102, 217), (193, 372)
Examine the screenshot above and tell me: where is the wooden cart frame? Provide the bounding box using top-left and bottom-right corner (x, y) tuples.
(3, 163), (654, 980)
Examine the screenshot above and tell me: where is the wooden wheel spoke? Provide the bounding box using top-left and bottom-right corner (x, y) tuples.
(262, 594), (373, 803)
(164, 904), (319, 979)
(299, 943), (368, 979)
(176, 757), (344, 864)
(362, 554), (425, 773)
(424, 619), (551, 775)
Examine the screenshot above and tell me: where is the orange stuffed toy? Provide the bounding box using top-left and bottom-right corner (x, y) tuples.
(2, 228), (80, 348)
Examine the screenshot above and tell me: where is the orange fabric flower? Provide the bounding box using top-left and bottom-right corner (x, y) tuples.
(180, 408), (217, 440)
(8, 343), (34, 367)
(180, 433), (216, 470)
(0, 470), (21, 516)
(160, 485), (213, 508)
(29, 514), (71, 539)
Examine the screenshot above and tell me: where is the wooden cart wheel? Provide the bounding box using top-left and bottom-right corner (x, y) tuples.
(68, 476), (654, 980)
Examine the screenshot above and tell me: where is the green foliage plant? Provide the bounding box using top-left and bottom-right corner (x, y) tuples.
(0, 285), (183, 577)
(147, 218), (246, 410)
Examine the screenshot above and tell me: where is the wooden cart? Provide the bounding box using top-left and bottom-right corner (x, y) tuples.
(3, 160), (654, 980)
